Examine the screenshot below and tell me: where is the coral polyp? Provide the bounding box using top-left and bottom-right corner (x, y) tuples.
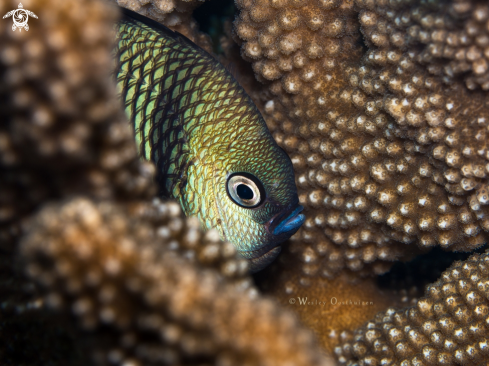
(113, 0), (213, 51)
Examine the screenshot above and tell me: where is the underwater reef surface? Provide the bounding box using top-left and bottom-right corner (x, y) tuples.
(230, 0), (489, 357)
(335, 251), (489, 365)
(0, 0), (332, 365)
(1, 0), (489, 366)
(234, 0), (489, 277)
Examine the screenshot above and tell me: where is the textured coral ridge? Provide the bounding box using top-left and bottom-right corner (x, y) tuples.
(0, 0), (153, 362)
(234, 0), (489, 277)
(360, 0), (489, 91)
(0, 0), (334, 364)
(21, 198), (332, 366)
(113, 0), (213, 52)
(335, 251), (489, 366)
(257, 241), (407, 354)
(0, 0), (156, 248)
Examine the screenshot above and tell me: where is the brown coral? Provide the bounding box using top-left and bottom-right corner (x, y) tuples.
(335, 250), (489, 365)
(0, 0), (156, 248)
(0, 0), (154, 362)
(3, 0), (489, 363)
(0, 0), (334, 364)
(20, 198), (332, 366)
(234, 0), (489, 278)
(0, 3), (156, 359)
(359, 0), (489, 91)
(256, 240), (408, 354)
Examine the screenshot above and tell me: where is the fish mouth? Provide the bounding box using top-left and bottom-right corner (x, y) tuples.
(266, 204), (305, 236)
(238, 239), (283, 273)
(239, 204), (305, 261)
(239, 204), (305, 273)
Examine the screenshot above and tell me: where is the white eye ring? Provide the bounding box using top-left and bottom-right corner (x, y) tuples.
(227, 173), (265, 208)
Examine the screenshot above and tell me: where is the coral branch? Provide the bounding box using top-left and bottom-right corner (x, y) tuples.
(0, 0), (156, 248)
(359, 0), (489, 90)
(336, 250), (489, 365)
(21, 198), (330, 366)
(0, 0), (333, 364)
(234, 0), (489, 278)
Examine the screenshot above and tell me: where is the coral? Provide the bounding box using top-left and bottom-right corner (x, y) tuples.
(113, 0), (213, 52)
(335, 251), (489, 365)
(256, 240), (408, 353)
(377, 247), (486, 295)
(220, 20), (271, 108)
(359, 0), (489, 90)
(0, 1), (155, 359)
(3, 0), (489, 363)
(234, 0), (489, 277)
(0, 0), (333, 364)
(0, 0), (155, 248)
(20, 198), (332, 366)
(0, 0), (154, 362)
(254, 239), (486, 354)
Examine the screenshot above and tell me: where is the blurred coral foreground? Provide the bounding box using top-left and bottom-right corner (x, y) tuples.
(0, 0), (489, 366)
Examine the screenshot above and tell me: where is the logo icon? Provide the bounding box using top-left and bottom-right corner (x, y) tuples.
(3, 3), (37, 32)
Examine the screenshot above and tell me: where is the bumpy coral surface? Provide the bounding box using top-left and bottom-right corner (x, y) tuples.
(0, 0), (156, 248)
(0, 0), (153, 362)
(0, 1), (155, 359)
(234, 0), (489, 277)
(335, 251), (489, 365)
(0, 0), (334, 364)
(256, 239), (408, 353)
(113, 0), (213, 52)
(20, 198), (332, 366)
(359, 0), (489, 91)
(3, 0), (489, 363)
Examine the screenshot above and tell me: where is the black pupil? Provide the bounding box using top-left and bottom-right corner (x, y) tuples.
(236, 184), (254, 200)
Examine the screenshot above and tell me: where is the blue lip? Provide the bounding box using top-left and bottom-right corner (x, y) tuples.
(273, 205), (305, 236)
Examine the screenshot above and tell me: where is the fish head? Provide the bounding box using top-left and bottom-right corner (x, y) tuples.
(211, 131), (304, 273)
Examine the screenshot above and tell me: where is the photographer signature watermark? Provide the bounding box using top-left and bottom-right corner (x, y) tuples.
(289, 297), (374, 306)
(3, 3), (38, 32)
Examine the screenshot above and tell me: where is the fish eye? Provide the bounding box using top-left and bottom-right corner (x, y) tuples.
(226, 172), (265, 208)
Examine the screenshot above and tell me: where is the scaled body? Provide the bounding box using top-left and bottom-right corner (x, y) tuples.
(115, 9), (304, 271)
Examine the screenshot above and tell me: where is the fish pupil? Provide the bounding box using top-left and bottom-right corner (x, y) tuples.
(237, 184), (254, 200)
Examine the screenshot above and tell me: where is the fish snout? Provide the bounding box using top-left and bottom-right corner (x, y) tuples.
(266, 204), (305, 237)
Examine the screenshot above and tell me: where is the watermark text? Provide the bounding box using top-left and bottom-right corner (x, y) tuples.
(289, 297), (374, 306)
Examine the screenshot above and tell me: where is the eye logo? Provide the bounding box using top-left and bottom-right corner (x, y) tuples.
(3, 3), (38, 32)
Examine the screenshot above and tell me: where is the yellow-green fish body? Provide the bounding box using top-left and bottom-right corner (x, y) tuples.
(115, 8), (304, 272)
